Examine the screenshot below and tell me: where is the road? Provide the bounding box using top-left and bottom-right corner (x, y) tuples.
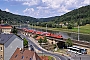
(67, 51), (90, 60)
(19, 33), (70, 60)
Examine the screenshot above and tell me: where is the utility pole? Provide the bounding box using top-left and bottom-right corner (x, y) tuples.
(78, 9), (80, 41)
(78, 25), (79, 41)
(46, 24), (47, 32)
(32, 20), (33, 30)
(32, 23), (33, 29)
(20, 21), (21, 28)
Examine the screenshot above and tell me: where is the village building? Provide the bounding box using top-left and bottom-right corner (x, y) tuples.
(0, 34), (23, 60)
(0, 24), (12, 34)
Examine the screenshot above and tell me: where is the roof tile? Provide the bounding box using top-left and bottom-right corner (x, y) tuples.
(10, 48), (41, 60)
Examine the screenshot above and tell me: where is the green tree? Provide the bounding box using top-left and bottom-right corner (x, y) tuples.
(67, 23), (74, 29)
(65, 38), (73, 47)
(23, 38), (28, 48)
(38, 38), (42, 45)
(12, 26), (18, 34)
(43, 36), (47, 43)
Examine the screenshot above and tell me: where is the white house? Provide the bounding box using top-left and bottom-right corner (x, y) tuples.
(0, 24), (12, 34)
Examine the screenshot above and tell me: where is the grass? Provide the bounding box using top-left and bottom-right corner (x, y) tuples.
(70, 24), (90, 34)
(48, 56), (53, 60)
(30, 24), (90, 35)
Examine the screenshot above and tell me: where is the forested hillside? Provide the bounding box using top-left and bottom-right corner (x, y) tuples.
(0, 9), (38, 25)
(38, 5), (90, 28)
(0, 5), (90, 27)
(53, 5), (90, 25)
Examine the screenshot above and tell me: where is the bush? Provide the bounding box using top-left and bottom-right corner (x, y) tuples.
(38, 38), (43, 45)
(23, 38), (28, 48)
(11, 26), (18, 34)
(65, 38), (73, 47)
(43, 36), (47, 43)
(67, 24), (74, 29)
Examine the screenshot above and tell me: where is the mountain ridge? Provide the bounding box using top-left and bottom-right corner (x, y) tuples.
(0, 9), (38, 24)
(0, 5), (90, 26)
(39, 5), (90, 26)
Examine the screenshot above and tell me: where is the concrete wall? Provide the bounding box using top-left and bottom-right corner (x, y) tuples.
(4, 35), (23, 60)
(0, 44), (4, 60)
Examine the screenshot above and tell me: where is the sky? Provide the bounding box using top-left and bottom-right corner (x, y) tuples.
(0, 0), (90, 18)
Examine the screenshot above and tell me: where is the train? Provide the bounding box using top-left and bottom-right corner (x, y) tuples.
(22, 28), (63, 39)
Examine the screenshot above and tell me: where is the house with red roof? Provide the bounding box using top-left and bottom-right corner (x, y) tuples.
(36, 36), (44, 40)
(0, 24), (12, 34)
(10, 48), (41, 60)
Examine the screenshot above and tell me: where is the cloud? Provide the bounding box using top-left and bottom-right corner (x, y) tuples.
(4, 0), (27, 2)
(83, 0), (90, 5)
(23, 8), (34, 14)
(4, 0), (90, 18)
(5, 8), (10, 12)
(23, 8), (37, 17)
(4, 8), (18, 15)
(58, 6), (71, 13)
(23, 7), (53, 18)
(13, 12), (19, 15)
(22, 0), (40, 6)
(42, 0), (64, 9)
